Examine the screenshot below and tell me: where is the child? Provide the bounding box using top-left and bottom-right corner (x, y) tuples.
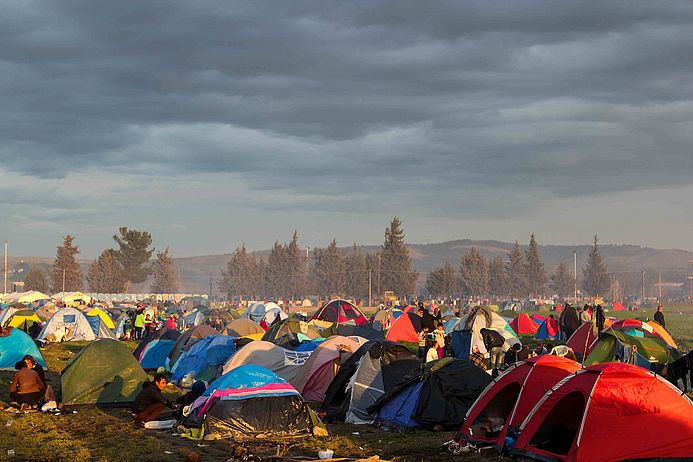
(425, 338), (439, 363)
(434, 323), (445, 359)
(418, 327), (430, 360)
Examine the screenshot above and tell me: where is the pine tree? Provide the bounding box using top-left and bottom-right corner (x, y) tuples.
(314, 239), (345, 298)
(488, 256), (509, 296)
(459, 248), (489, 297)
(365, 251), (382, 296)
(506, 241), (527, 298)
(525, 233), (547, 296)
(286, 231), (307, 300)
(150, 247), (178, 294)
(426, 261), (458, 297)
(344, 244), (368, 299)
(87, 249), (125, 293)
(267, 241), (288, 299)
(218, 244), (257, 300)
(24, 268), (48, 293)
(582, 235), (610, 296)
(113, 227), (154, 291)
(550, 261), (574, 298)
(51, 235), (83, 292)
(380, 217), (417, 297)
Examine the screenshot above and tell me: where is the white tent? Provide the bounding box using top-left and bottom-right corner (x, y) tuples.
(38, 307), (96, 342)
(242, 302), (287, 324)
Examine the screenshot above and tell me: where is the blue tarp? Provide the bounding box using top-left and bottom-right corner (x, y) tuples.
(139, 339), (176, 370)
(377, 381), (423, 429)
(0, 328), (46, 370)
(171, 335), (236, 384)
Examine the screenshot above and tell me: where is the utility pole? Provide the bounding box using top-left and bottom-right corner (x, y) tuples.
(377, 253), (381, 295)
(208, 270), (213, 302)
(62, 268), (66, 293)
(368, 269), (372, 307)
(641, 271), (646, 301)
(658, 272), (662, 300)
(573, 251), (577, 301)
(3, 241), (7, 295)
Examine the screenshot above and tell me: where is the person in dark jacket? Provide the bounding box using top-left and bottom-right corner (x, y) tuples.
(654, 305), (666, 329)
(504, 343), (521, 366)
(559, 303), (580, 340)
(176, 380), (207, 408)
(480, 328), (505, 369)
(418, 307), (437, 332)
(131, 374), (178, 424)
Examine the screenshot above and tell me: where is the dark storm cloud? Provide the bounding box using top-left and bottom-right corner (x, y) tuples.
(1, 0), (693, 209)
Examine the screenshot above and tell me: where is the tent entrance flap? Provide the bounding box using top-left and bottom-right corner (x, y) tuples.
(346, 354), (385, 424)
(469, 382), (522, 440)
(529, 391), (585, 456)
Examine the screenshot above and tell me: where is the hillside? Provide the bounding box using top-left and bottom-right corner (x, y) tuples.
(6, 240), (692, 295)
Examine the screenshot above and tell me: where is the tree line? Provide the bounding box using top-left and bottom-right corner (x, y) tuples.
(426, 234), (610, 299)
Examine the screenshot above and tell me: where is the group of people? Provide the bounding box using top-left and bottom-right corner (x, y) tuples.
(8, 355), (55, 410)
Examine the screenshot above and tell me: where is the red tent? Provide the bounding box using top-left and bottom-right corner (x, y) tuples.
(612, 302), (625, 311)
(554, 303), (564, 313)
(511, 363), (693, 462)
(310, 299), (368, 325)
(385, 312), (422, 343)
(459, 355), (581, 449)
(565, 323), (598, 359)
(509, 313), (539, 335)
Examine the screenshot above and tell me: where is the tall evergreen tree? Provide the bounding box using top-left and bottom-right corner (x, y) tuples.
(426, 261), (458, 297)
(459, 248), (489, 297)
(24, 267), (48, 293)
(525, 233), (547, 296)
(344, 244), (368, 299)
(218, 244), (256, 300)
(51, 235), (83, 292)
(380, 217), (417, 297)
(150, 247), (178, 293)
(550, 261), (574, 298)
(506, 241), (527, 298)
(266, 241), (288, 299)
(313, 239), (345, 297)
(113, 227), (154, 291)
(87, 249), (125, 293)
(488, 256), (509, 296)
(286, 231), (308, 300)
(582, 235), (610, 296)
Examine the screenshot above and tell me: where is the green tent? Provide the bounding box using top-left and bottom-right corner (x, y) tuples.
(584, 330), (679, 367)
(61, 338), (148, 406)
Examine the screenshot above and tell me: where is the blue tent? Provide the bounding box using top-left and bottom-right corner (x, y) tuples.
(451, 330), (472, 360)
(138, 339), (176, 370)
(535, 318), (560, 340)
(295, 338), (325, 352)
(0, 328), (46, 370)
(170, 335), (236, 384)
(376, 381), (424, 429)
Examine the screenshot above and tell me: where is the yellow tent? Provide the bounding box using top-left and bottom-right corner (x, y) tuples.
(17, 291), (51, 304)
(7, 312), (41, 330)
(86, 308), (115, 329)
(54, 291), (92, 307)
(646, 321), (678, 349)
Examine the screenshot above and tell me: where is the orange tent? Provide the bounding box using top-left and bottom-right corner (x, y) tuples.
(385, 313), (422, 343)
(646, 321), (677, 349)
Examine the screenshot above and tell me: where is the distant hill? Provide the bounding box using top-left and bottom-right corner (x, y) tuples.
(7, 240), (692, 295)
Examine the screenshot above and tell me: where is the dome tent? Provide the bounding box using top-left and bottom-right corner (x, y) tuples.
(459, 355), (581, 450)
(242, 302), (287, 325)
(371, 358), (492, 430)
(509, 363), (693, 462)
(132, 328), (181, 361)
(170, 335), (236, 384)
(509, 313), (539, 336)
(221, 340), (311, 383)
(61, 339), (148, 406)
(0, 328), (46, 370)
(310, 299), (368, 326)
(167, 325), (217, 368)
(321, 339), (420, 424)
(262, 317), (322, 349)
(38, 307), (97, 342)
(452, 306), (520, 354)
(223, 318), (265, 340)
(183, 365), (325, 438)
(385, 312), (422, 343)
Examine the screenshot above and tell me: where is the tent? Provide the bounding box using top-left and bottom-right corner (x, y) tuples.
(459, 355), (581, 449)
(371, 358), (492, 430)
(310, 299), (368, 326)
(38, 307), (97, 342)
(509, 363), (693, 462)
(262, 317), (322, 348)
(646, 320), (677, 349)
(290, 335), (365, 402)
(371, 308), (403, 331)
(385, 312), (422, 343)
(0, 328), (46, 370)
(132, 327), (181, 360)
(1, 291), (50, 305)
(221, 340), (311, 382)
(565, 323), (598, 361)
(583, 330), (678, 368)
(330, 322), (385, 341)
(167, 325), (217, 368)
(450, 306), (520, 354)
(170, 335), (236, 384)
(35, 304), (58, 322)
(611, 301), (626, 311)
(85, 313), (117, 340)
(86, 308), (115, 329)
(223, 318), (265, 340)
(321, 339), (420, 424)
(509, 313), (539, 336)
(52, 291), (92, 307)
(138, 339), (176, 371)
(243, 302), (287, 325)
(183, 365), (324, 438)
(530, 314), (546, 324)
(608, 319), (676, 348)
(61, 339), (148, 406)
(4, 309), (41, 331)
(535, 317), (560, 340)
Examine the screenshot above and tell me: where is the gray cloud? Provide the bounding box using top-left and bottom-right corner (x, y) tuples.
(1, 1), (693, 254)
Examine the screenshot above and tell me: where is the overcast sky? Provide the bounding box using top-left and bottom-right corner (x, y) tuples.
(1, 1), (692, 259)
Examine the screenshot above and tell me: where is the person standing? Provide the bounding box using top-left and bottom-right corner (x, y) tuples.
(134, 310), (145, 340)
(559, 303), (579, 340)
(653, 305), (666, 329)
(417, 327), (430, 360)
(480, 328), (505, 370)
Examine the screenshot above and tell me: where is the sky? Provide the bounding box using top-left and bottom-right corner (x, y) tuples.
(1, 0), (692, 259)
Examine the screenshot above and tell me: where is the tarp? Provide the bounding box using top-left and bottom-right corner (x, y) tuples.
(38, 307), (96, 342)
(222, 340), (311, 382)
(510, 363), (693, 462)
(372, 358), (492, 430)
(60, 339), (147, 406)
(310, 299), (369, 326)
(171, 335), (236, 384)
(0, 328), (46, 370)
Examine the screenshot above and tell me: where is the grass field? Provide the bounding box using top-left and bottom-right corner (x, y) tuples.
(0, 341), (498, 462)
